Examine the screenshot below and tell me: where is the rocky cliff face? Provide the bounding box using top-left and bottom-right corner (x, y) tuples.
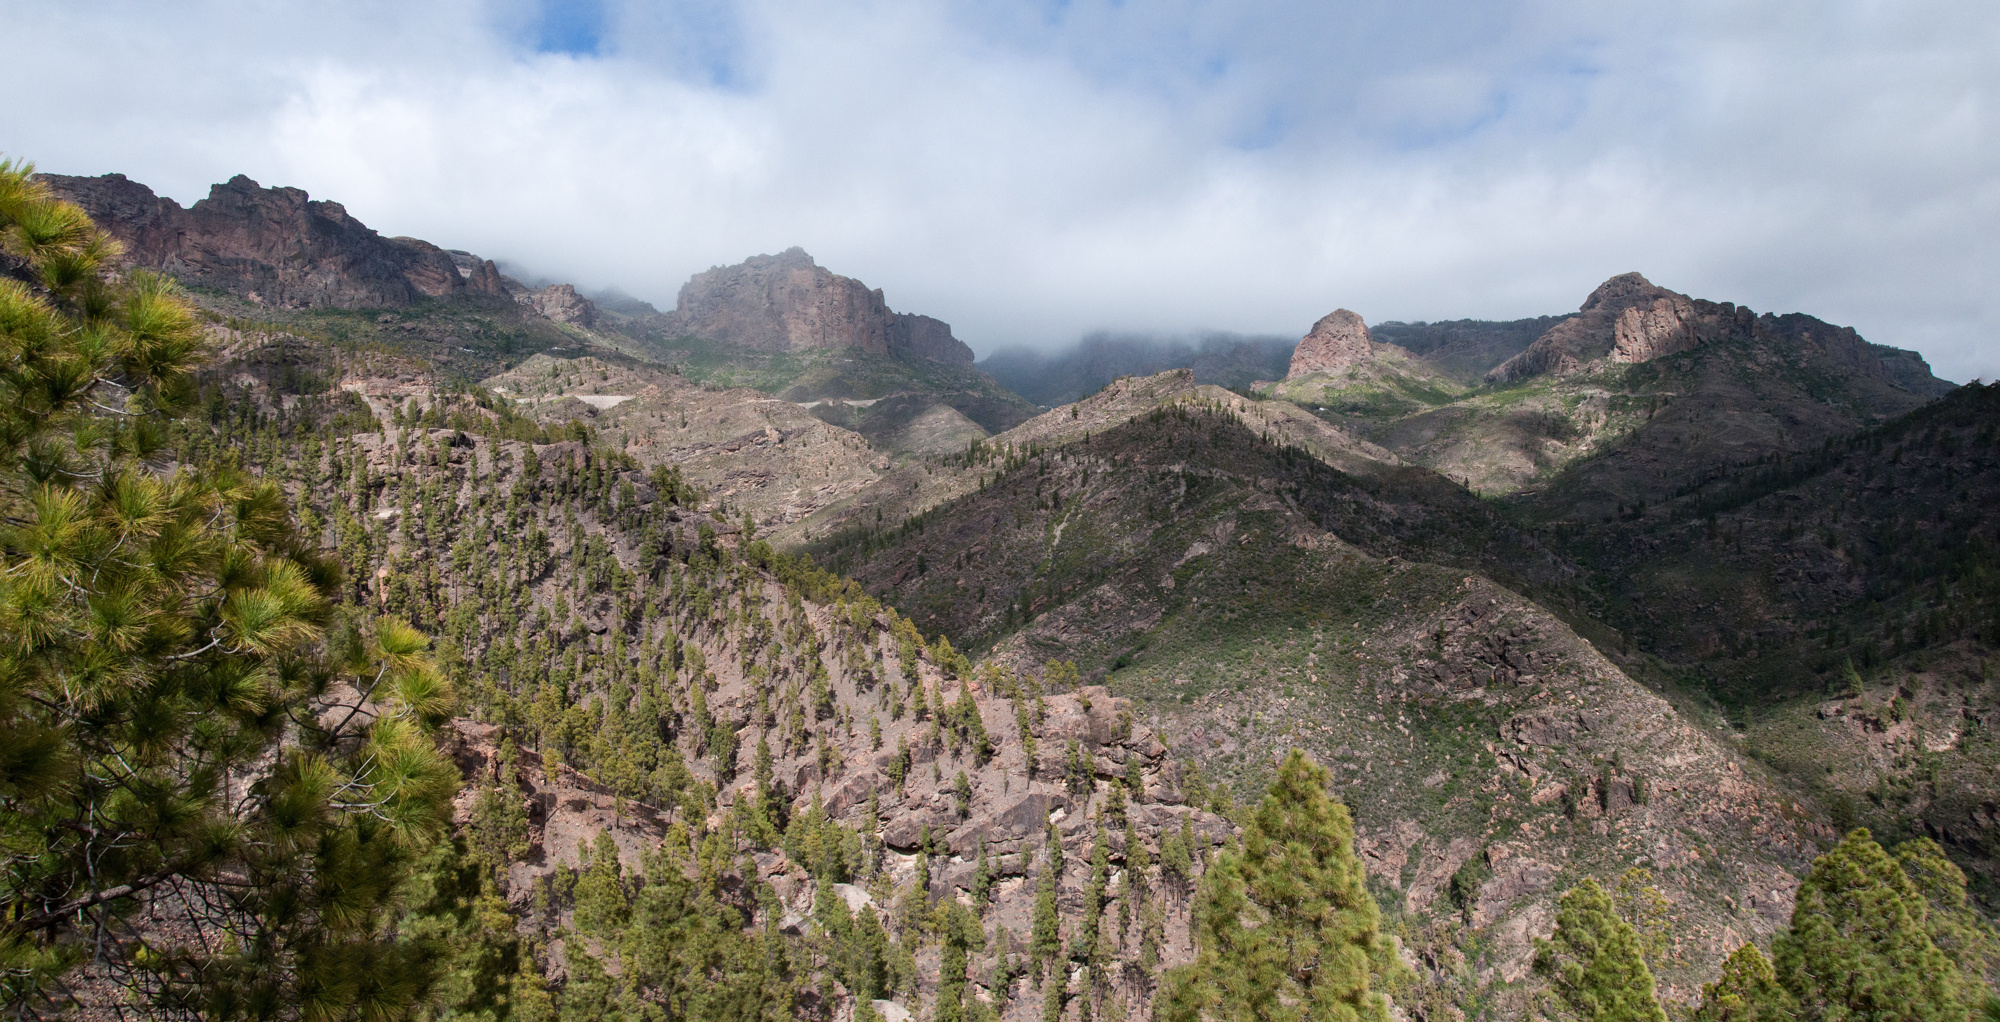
(1485, 273), (1686, 383)
(41, 172), (513, 310)
(1286, 308), (1376, 377)
(667, 247), (975, 366)
(524, 283), (601, 328)
(1610, 293), (1700, 364)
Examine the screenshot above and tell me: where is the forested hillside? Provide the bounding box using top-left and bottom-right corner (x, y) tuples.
(6, 163), (1997, 1022)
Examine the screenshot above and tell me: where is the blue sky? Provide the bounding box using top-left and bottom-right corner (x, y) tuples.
(533, 0), (606, 55)
(7, 0), (1998, 381)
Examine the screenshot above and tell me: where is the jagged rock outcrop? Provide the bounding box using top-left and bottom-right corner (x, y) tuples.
(1486, 273), (1691, 383)
(41, 172), (490, 309)
(1484, 271), (1936, 392)
(1610, 292), (1699, 364)
(666, 247), (975, 366)
(524, 283), (600, 328)
(1286, 308), (1375, 377)
(447, 249), (515, 298)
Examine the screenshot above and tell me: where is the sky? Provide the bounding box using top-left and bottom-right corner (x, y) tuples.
(7, 0), (1998, 381)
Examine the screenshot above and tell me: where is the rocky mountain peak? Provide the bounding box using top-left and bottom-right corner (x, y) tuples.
(667, 249), (975, 366)
(40, 171), (513, 310)
(1286, 308), (1375, 377)
(1579, 271), (1669, 312)
(755, 245), (819, 271)
(1486, 272), (1704, 384)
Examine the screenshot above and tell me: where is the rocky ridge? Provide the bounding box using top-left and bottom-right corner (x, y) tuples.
(768, 368), (1402, 551)
(42, 172), (512, 310)
(1253, 274), (1951, 498)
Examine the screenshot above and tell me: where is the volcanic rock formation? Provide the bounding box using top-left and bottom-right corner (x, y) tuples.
(1610, 292), (1699, 364)
(1486, 272), (1700, 383)
(666, 247), (975, 366)
(41, 172), (513, 309)
(524, 283), (600, 328)
(1286, 308), (1376, 377)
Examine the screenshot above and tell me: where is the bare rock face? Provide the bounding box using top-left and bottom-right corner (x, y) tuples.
(1286, 308), (1374, 377)
(666, 247), (974, 366)
(1610, 294), (1699, 363)
(527, 283), (600, 328)
(448, 249), (514, 298)
(41, 172), (481, 310)
(1486, 273), (1700, 384)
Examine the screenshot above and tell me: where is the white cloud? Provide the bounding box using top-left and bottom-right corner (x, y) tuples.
(7, 0), (1996, 380)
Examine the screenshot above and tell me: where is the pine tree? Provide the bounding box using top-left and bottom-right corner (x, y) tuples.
(1119, 817), (1148, 943)
(1078, 826), (1110, 966)
(1894, 838), (2000, 992)
(937, 901), (987, 1022)
(916, 824), (933, 896)
(1032, 833), (1065, 973)
(972, 839), (995, 909)
(1535, 878), (1668, 1022)
(1773, 829), (1969, 1022)
(1695, 943), (1796, 1022)
(1155, 749), (1403, 1022)
(0, 160), (460, 1016)
(573, 831), (631, 935)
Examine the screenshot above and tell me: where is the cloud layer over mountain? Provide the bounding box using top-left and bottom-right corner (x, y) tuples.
(8, 0), (1996, 379)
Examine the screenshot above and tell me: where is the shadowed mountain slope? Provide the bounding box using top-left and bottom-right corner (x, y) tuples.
(807, 401), (1826, 1006)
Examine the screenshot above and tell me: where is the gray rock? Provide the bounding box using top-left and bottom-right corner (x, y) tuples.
(945, 792), (1066, 857)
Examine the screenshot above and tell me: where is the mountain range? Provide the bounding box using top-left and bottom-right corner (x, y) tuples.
(33, 167), (1997, 1021)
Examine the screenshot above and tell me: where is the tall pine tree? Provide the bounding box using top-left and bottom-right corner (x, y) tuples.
(1773, 829), (1971, 1022)
(1535, 878), (1668, 1022)
(1155, 749), (1403, 1022)
(1695, 943), (1796, 1022)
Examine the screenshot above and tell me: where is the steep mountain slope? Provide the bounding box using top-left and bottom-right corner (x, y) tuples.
(190, 333), (1254, 1022)
(1549, 382), (2000, 892)
(1512, 307), (1949, 519)
(811, 400), (1828, 1008)
(481, 352), (891, 527)
(190, 312), (1848, 1018)
(662, 246), (973, 366)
